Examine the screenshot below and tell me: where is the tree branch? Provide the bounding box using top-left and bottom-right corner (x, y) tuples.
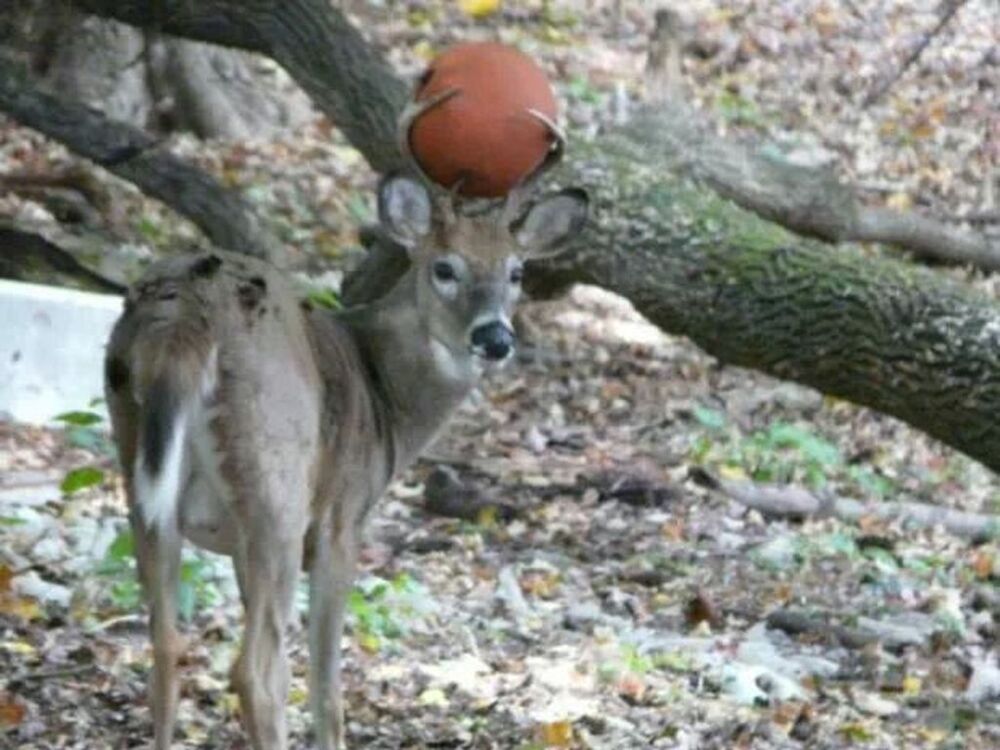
(863, 0), (969, 108)
(691, 467), (999, 542)
(0, 222), (126, 294)
(0, 56), (277, 259)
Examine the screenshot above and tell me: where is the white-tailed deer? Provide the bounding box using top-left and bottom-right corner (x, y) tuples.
(104, 152), (587, 746)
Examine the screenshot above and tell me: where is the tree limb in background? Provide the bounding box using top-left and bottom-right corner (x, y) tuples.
(643, 7), (999, 271)
(863, 0), (969, 108)
(0, 223), (126, 293)
(691, 467), (999, 542)
(0, 56), (277, 259)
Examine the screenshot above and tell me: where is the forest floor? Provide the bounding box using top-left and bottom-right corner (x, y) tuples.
(1, 1), (998, 748)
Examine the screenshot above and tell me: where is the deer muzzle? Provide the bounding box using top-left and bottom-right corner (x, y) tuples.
(470, 320), (515, 362)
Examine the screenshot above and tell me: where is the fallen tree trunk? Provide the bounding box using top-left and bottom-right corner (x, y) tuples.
(41, 0), (1000, 475)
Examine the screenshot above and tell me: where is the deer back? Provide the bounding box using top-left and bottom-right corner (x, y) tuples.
(105, 251), (330, 535)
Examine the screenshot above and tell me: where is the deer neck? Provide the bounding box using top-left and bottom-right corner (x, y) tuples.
(337, 270), (480, 467)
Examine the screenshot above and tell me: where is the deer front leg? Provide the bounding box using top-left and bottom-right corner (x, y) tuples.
(308, 517), (359, 750)
(231, 519), (303, 750)
(131, 509), (184, 750)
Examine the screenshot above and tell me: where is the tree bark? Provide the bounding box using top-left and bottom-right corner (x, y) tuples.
(49, 0), (1000, 475)
(521, 116), (1000, 473)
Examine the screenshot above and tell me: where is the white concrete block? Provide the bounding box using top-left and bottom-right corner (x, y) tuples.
(0, 279), (123, 425)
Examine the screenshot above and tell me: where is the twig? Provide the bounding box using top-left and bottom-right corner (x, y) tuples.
(691, 467), (1000, 542)
(90, 613), (146, 632)
(13, 664), (98, 682)
(766, 608), (879, 650)
(863, 0), (969, 107)
(944, 210), (1000, 225)
(422, 466), (520, 523)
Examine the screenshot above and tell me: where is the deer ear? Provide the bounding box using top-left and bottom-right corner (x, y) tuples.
(513, 187), (589, 258)
(378, 173), (432, 249)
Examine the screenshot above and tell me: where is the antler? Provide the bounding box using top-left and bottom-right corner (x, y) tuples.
(499, 108), (567, 228)
(397, 86), (460, 187)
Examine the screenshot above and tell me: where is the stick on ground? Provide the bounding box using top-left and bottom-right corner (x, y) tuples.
(691, 467), (999, 542)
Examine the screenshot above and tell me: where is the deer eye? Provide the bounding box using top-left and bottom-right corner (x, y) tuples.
(433, 260), (457, 282)
(509, 265), (524, 284)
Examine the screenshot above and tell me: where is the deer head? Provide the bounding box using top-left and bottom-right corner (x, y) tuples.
(375, 173), (588, 366)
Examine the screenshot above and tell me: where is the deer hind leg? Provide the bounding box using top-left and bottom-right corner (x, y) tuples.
(230, 515), (304, 750)
(131, 508), (184, 750)
(308, 516), (359, 750)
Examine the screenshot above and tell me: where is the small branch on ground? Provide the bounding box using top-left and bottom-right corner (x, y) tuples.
(863, 0), (970, 108)
(765, 608), (880, 650)
(422, 466), (520, 523)
(690, 467), (999, 542)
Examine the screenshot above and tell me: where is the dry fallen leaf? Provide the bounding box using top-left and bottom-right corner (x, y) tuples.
(520, 570), (561, 599)
(537, 719), (574, 747)
(0, 692), (26, 728)
(0, 566), (43, 621)
(617, 672), (647, 703)
(458, 0), (501, 20)
(970, 549), (995, 580)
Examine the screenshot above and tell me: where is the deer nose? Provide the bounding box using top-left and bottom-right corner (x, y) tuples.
(470, 321), (515, 361)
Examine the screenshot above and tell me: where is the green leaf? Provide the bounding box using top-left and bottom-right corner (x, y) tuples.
(61, 467), (105, 495)
(346, 192), (372, 224)
(0, 516), (27, 527)
(107, 530), (134, 562)
(306, 287), (341, 310)
(54, 410), (103, 426)
(693, 406), (726, 430)
(109, 579), (142, 611)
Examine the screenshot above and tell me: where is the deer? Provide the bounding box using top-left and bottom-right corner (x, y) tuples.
(103, 94), (588, 750)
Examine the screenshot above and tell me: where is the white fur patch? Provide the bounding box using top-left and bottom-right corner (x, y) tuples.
(431, 338), (480, 383)
(134, 412), (188, 531)
(134, 346), (218, 532)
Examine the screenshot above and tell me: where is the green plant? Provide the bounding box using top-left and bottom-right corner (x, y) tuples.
(688, 413), (895, 498)
(347, 572), (434, 653)
(61, 467), (105, 496)
(305, 287), (342, 310)
(95, 530), (221, 620)
(715, 91), (771, 129)
(565, 76), (605, 106)
(56, 405), (116, 458)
